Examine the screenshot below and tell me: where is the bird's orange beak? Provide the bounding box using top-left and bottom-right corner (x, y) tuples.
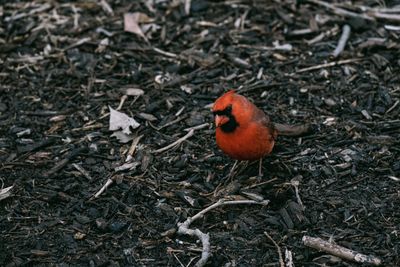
(215, 115), (229, 127)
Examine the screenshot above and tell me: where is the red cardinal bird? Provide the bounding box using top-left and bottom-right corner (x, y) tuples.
(212, 90), (277, 161)
(213, 90), (310, 175)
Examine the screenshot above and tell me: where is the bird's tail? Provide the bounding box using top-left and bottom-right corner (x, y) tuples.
(273, 123), (312, 137)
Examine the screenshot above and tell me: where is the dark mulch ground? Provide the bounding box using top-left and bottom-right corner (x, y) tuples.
(1, 1), (399, 266)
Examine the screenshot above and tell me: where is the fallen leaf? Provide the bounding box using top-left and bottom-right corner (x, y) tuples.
(109, 106), (140, 135)
(124, 12), (147, 42)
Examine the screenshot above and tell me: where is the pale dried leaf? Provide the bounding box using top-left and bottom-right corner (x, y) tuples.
(124, 12), (150, 41)
(109, 106), (140, 135)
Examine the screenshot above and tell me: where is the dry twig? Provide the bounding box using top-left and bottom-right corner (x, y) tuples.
(306, 0), (374, 21)
(153, 129), (194, 154)
(184, 123), (210, 132)
(290, 175), (304, 210)
(91, 176), (114, 200)
(307, 0), (400, 22)
(90, 173), (114, 200)
(126, 134), (144, 162)
(264, 231), (284, 267)
(178, 198), (270, 267)
(72, 163), (92, 180)
(294, 58), (361, 74)
(303, 236), (382, 266)
(333, 24), (351, 58)
(370, 11), (400, 22)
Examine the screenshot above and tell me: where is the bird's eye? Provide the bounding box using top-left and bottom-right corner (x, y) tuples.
(225, 105), (232, 113)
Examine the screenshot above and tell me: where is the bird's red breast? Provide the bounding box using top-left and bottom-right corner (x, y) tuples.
(212, 90), (277, 161)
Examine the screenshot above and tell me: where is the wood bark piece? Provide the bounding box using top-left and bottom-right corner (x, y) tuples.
(43, 147), (87, 178)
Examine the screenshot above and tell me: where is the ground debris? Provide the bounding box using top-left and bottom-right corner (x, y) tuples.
(1, 0), (399, 266)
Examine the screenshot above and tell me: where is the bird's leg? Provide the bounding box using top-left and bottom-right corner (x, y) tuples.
(258, 158), (263, 177)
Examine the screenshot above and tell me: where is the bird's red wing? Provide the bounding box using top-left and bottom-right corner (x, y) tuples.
(252, 107), (277, 140)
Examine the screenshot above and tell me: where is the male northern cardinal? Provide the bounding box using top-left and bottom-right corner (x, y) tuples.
(213, 90), (309, 174)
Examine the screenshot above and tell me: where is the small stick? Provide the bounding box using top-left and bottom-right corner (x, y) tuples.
(72, 163), (92, 180)
(153, 47), (178, 58)
(184, 123), (210, 132)
(242, 177), (278, 189)
(62, 37), (91, 52)
(306, 0), (374, 21)
(91, 175), (115, 200)
(333, 25), (351, 57)
(71, 122), (104, 132)
(306, 32), (325, 45)
(264, 232), (284, 267)
(149, 116), (186, 131)
(184, 0), (191, 15)
(294, 58), (360, 74)
(388, 176), (400, 182)
(178, 198), (270, 267)
(372, 12), (400, 22)
(302, 236), (382, 266)
(153, 129), (194, 154)
(290, 175), (304, 210)
(116, 95), (128, 110)
(385, 99), (399, 114)
(99, 0), (113, 15)
(126, 134), (143, 162)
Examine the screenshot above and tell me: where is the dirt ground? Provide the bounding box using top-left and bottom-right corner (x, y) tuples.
(1, 1), (399, 266)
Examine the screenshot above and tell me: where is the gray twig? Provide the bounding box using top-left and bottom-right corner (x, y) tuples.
(178, 198), (270, 267)
(303, 236), (382, 266)
(307, 0), (374, 21)
(153, 129), (194, 154)
(264, 231), (284, 267)
(333, 25), (351, 57)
